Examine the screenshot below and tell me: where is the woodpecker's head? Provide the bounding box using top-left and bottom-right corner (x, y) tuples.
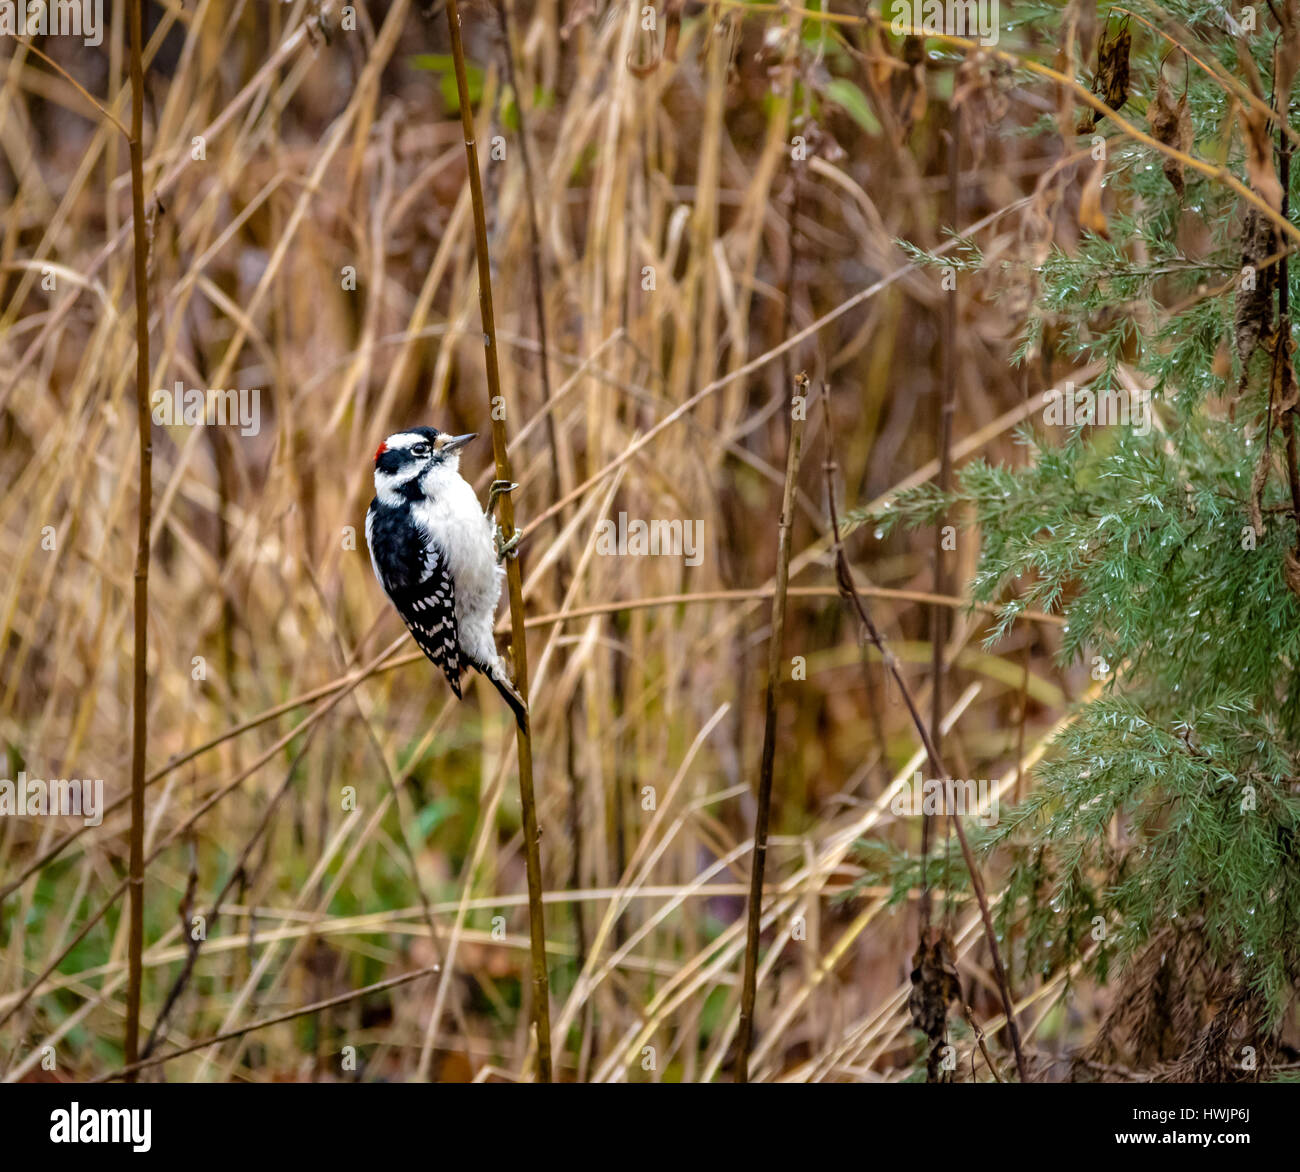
(372, 426), (476, 504)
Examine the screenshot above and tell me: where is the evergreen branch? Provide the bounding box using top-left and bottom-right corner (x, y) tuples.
(1111, 5), (1300, 150)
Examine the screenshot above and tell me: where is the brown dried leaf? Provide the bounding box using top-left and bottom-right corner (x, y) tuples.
(1239, 105), (1284, 211)
(953, 51), (1009, 169)
(1078, 17), (1130, 133)
(891, 35), (927, 142)
(1235, 207), (1277, 374)
(1078, 154), (1109, 237)
(1103, 20), (1131, 111)
(1148, 72), (1193, 197)
(1053, 37), (1076, 144)
(909, 930), (961, 1045)
(1272, 327), (1300, 415)
(1275, 0), (1300, 118)
(1020, 155), (1069, 269)
(1249, 446), (1270, 537)
(1286, 550), (1300, 599)
(865, 22), (898, 95)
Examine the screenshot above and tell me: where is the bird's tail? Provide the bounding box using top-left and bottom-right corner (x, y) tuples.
(481, 658), (529, 731)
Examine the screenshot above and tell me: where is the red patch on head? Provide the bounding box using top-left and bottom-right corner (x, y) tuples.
(373, 442), (388, 462)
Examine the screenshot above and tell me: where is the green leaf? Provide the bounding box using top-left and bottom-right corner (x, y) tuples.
(414, 798), (457, 843)
(825, 78), (881, 135)
(410, 53), (484, 115)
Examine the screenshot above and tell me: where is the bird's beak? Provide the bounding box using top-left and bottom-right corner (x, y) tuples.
(441, 433), (477, 453)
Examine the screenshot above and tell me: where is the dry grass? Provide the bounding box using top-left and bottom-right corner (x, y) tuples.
(0, 0), (1094, 1082)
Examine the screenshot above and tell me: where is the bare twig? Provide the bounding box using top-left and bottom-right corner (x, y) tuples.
(735, 372), (808, 1082)
(819, 384), (1029, 1082)
(123, 0), (153, 1083)
(140, 725), (323, 1060)
(18, 40), (130, 136)
(922, 116), (961, 939)
(1277, 119), (1300, 571)
(493, 0), (592, 1018)
(95, 966), (441, 1083)
(493, 0), (562, 499)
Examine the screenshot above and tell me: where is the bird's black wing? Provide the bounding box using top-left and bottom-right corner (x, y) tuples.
(395, 548), (463, 696)
(367, 503), (464, 695)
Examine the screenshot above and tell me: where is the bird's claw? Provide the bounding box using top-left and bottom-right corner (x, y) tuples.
(495, 530), (521, 563)
(485, 479), (519, 518)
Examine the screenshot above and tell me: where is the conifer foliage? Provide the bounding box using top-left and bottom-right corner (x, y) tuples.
(867, 0), (1300, 1079)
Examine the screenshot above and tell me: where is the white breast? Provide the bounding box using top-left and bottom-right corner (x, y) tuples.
(411, 471), (505, 668)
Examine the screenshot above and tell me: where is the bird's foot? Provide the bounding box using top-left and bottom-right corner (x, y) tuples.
(496, 530), (521, 563)
(485, 479), (518, 518)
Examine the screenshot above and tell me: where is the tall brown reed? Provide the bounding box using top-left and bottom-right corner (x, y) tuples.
(735, 371), (807, 1082)
(123, 0), (152, 1081)
(440, 0), (552, 1082)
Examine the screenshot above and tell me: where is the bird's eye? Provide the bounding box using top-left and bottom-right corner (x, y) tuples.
(412, 442), (431, 457)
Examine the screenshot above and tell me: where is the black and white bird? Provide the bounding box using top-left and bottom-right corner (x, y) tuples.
(365, 426), (527, 729)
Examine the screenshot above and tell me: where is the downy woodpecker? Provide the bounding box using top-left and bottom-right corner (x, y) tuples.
(365, 427), (527, 729)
